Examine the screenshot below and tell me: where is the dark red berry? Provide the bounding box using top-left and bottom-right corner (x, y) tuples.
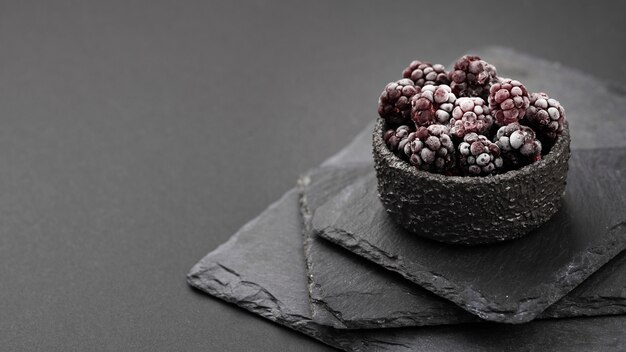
(489, 79), (530, 126)
(384, 125), (414, 154)
(457, 133), (503, 176)
(403, 124), (455, 174)
(402, 60), (449, 87)
(410, 84), (456, 127)
(495, 122), (542, 169)
(524, 92), (566, 141)
(449, 97), (494, 139)
(378, 79), (420, 126)
(448, 55), (497, 99)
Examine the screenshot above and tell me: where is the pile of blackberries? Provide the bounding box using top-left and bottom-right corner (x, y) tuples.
(379, 55), (566, 176)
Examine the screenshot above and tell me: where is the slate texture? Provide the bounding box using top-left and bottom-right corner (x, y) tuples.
(302, 165), (626, 328)
(300, 165), (480, 329)
(187, 189), (626, 351)
(188, 48), (626, 350)
(314, 148), (626, 323)
(301, 47), (626, 325)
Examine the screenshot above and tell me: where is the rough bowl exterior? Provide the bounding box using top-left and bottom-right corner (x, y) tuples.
(373, 119), (571, 245)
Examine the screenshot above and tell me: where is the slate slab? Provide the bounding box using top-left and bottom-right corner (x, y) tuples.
(301, 165), (626, 329)
(298, 47), (626, 328)
(187, 189), (626, 351)
(313, 148), (626, 324)
(188, 48), (626, 349)
(299, 165), (479, 329)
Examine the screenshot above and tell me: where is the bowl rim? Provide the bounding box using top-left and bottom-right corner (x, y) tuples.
(373, 118), (570, 185)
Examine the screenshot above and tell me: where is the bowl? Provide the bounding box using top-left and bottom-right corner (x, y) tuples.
(372, 118), (571, 245)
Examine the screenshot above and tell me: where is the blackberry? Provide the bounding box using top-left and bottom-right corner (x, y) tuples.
(458, 133), (503, 176)
(448, 55), (497, 99)
(410, 84), (456, 127)
(449, 97), (494, 139)
(402, 60), (449, 87)
(378, 79), (420, 126)
(524, 92), (566, 141)
(384, 125), (413, 153)
(495, 122), (542, 169)
(403, 124), (455, 174)
(489, 79), (530, 126)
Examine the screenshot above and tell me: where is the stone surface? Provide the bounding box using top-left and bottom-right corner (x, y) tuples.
(300, 165), (481, 329)
(302, 165), (626, 329)
(296, 47), (626, 327)
(373, 118), (570, 244)
(188, 189), (626, 351)
(188, 48), (626, 349)
(314, 148), (626, 323)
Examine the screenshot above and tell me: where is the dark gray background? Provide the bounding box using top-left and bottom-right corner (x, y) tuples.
(1, 1), (625, 351)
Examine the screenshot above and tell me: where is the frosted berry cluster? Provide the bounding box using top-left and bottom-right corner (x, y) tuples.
(448, 55), (497, 100)
(403, 125), (456, 174)
(411, 84), (456, 127)
(377, 55), (567, 176)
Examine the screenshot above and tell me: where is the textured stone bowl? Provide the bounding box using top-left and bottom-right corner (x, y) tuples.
(373, 119), (571, 245)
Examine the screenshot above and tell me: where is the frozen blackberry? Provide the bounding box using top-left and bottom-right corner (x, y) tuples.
(495, 122), (542, 169)
(449, 97), (494, 139)
(524, 92), (566, 141)
(448, 55), (497, 99)
(410, 84), (456, 127)
(489, 79), (530, 126)
(378, 79), (420, 126)
(403, 124), (455, 174)
(458, 133), (503, 176)
(402, 60), (449, 87)
(384, 125), (413, 153)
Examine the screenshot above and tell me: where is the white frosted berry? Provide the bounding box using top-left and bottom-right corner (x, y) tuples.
(489, 78), (530, 126)
(402, 60), (450, 87)
(411, 84), (457, 127)
(421, 148), (435, 163)
(448, 55), (497, 99)
(476, 153), (491, 166)
(525, 92), (566, 141)
(404, 125), (455, 174)
(509, 131), (525, 149)
(449, 97), (493, 139)
(494, 122), (542, 169)
(378, 79), (420, 125)
(457, 133), (503, 176)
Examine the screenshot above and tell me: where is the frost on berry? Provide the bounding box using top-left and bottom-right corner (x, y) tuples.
(410, 84), (456, 127)
(377, 54), (566, 178)
(489, 79), (530, 126)
(448, 55), (498, 99)
(378, 78), (420, 126)
(384, 125), (414, 154)
(449, 97), (494, 139)
(524, 92), (566, 141)
(458, 133), (503, 176)
(404, 124), (455, 174)
(402, 60), (450, 88)
(495, 122), (542, 169)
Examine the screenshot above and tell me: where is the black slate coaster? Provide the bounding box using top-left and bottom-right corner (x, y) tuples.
(299, 48), (626, 328)
(187, 189), (626, 351)
(313, 148), (626, 323)
(188, 48), (626, 349)
(301, 165), (626, 329)
(300, 165), (480, 329)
